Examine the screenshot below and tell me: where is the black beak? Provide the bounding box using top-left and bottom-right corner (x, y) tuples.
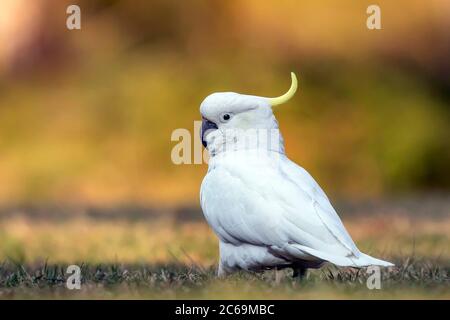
(201, 118), (218, 148)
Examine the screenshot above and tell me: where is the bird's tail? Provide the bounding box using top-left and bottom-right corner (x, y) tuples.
(354, 252), (394, 267)
(286, 244), (394, 268)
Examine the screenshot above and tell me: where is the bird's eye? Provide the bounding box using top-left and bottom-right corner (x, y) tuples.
(221, 113), (232, 122)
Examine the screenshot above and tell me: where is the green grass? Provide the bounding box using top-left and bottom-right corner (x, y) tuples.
(0, 257), (448, 299)
(0, 200), (448, 299)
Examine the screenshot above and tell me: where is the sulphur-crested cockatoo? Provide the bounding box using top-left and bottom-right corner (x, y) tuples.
(200, 73), (394, 277)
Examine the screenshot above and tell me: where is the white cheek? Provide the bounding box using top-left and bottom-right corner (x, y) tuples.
(233, 114), (253, 129)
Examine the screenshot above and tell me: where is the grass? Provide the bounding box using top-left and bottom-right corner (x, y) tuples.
(0, 258), (447, 299)
(0, 200), (448, 299)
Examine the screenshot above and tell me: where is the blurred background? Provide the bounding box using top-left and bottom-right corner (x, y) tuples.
(0, 0), (449, 205)
(0, 0), (448, 279)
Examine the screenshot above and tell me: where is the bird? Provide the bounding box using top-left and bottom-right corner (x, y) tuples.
(199, 72), (394, 278)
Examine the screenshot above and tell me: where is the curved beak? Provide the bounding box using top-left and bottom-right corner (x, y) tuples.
(201, 118), (218, 148)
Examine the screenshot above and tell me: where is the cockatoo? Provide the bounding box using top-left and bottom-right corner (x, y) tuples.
(199, 73), (394, 277)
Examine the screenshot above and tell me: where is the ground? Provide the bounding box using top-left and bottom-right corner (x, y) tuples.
(0, 197), (448, 299)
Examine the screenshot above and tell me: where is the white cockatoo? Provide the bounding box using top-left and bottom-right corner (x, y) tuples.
(199, 73), (394, 277)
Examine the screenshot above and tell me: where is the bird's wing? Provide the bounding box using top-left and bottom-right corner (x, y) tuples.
(200, 153), (361, 262)
(279, 157), (360, 255)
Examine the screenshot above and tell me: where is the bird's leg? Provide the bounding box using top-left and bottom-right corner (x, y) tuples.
(275, 268), (283, 284)
(292, 266), (307, 280)
(217, 263), (229, 278)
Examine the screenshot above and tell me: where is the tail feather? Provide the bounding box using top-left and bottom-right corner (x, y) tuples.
(357, 252), (394, 267)
(287, 244), (394, 268)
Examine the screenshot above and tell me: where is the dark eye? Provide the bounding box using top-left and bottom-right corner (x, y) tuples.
(222, 113), (231, 121)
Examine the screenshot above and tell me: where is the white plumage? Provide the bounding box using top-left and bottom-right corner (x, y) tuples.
(199, 73), (393, 277)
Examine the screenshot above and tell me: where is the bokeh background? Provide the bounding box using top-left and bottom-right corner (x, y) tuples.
(0, 0), (448, 298)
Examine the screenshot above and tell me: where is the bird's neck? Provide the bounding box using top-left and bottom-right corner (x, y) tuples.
(206, 127), (285, 158)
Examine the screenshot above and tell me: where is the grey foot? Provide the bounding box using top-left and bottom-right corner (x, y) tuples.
(292, 266), (307, 279)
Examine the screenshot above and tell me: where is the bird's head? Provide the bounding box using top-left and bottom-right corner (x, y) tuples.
(200, 73), (298, 151)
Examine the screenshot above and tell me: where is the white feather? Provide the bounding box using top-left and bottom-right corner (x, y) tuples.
(199, 91), (394, 276)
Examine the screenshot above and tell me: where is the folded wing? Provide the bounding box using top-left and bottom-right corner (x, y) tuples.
(200, 153), (393, 267)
